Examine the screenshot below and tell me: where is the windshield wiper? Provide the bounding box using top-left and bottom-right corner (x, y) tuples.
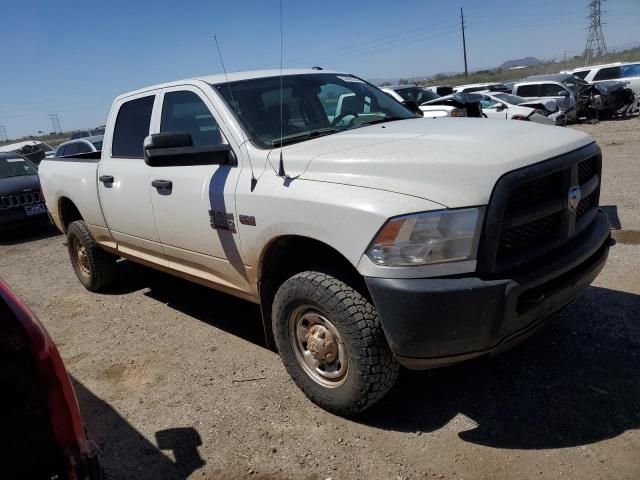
(270, 127), (340, 147)
(355, 116), (408, 127)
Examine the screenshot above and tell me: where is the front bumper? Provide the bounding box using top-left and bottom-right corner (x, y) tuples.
(365, 209), (611, 369)
(0, 205), (50, 231)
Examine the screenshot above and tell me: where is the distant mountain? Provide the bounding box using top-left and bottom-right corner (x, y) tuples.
(498, 57), (543, 70)
(610, 41), (640, 52)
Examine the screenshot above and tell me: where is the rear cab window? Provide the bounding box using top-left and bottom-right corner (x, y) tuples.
(111, 95), (155, 158)
(515, 84), (538, 97)
(540, 83), (567, 97)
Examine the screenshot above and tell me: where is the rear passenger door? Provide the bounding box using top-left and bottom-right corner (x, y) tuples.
(148, 86), (250, 295)
(98, 93), (167, 264)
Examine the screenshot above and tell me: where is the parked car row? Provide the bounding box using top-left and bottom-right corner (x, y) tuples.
(418, 60), (639, 124)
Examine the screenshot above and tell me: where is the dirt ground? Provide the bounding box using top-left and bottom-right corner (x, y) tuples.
(1, 117), (639, 480)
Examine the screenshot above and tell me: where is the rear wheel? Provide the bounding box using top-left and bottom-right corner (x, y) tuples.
(272, 271), (399, 415)
(67, 220), (117, 292)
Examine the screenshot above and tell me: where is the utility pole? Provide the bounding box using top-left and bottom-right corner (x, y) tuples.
(49, 113), (62, 134)
(460, 7), (469, 79)
(0, 125), (7, 142)
(584, 0), (607, 65)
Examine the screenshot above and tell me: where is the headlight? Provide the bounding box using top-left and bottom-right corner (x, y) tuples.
(366, 208), (484, 267)
(450, 108), (467, 117)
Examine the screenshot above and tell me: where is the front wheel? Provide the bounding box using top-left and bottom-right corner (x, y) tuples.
(272, 271), (399, 415)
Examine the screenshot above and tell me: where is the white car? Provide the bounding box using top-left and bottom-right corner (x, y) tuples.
(0, 140), (55, 157)
(38, 68), (611, 415)
(55, 135), (104, 157)
(478, 92), (566, 125)
(453, 82), (510, 93)
(381, 85), (467, 117)
(563, 62), (640, 95)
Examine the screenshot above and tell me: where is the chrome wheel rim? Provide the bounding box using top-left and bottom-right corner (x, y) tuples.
(73, 238), (90, 277)
(289, 306), (348, 388)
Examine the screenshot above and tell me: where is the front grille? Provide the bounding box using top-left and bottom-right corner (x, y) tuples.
(478, 144), (602, 273)
(0, 191), (42, 209)
(499, 213), (562, 254)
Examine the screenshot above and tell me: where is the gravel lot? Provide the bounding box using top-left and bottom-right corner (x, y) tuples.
(1, 117), (639, 480)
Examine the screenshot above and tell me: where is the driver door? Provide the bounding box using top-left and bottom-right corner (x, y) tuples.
(148, 85), (251, 296)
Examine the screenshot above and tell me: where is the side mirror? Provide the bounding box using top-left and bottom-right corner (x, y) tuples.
(143, 132), (235, 167)
(495, 103), (507, 111)
(557, 90), (570, 97)
(402, 100), (424, 117)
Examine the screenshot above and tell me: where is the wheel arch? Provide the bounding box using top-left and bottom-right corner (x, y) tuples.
(58, 197), (84, 233)
(257, 235), (366, 350)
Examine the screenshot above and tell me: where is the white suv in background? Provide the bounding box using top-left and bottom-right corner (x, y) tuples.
(564, 62), (640, 95)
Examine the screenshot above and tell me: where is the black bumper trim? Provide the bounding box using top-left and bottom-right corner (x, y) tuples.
(366, 210), (611, 368)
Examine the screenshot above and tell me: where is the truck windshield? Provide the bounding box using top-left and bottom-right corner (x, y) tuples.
(0, 157), (37, 179)
(214, 73), (414, 148)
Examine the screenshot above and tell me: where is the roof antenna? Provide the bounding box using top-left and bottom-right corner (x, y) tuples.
(277, 0), (287, 178)
(214, 34), (258, 192)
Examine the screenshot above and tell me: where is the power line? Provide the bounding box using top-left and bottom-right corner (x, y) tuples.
(460, 7), (469, 79)
(49, 113), (62, 134)
(584, 0), (607, 64)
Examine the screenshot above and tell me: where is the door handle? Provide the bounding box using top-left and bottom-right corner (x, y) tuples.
(152, 179), (173, 190)
(99, 175), (114, 184)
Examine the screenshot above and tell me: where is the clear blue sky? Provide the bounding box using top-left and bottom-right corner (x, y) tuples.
(1, 0), (638, 138)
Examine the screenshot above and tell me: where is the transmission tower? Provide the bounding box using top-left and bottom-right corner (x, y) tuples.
(584, 0), (607, 64)
(0, 125), (7, 142)
(49, 113), (62, 134)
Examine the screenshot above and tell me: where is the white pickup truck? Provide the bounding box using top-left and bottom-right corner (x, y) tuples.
(39, 69), (612, 415)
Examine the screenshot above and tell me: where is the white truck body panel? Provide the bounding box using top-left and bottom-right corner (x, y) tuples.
(38, 68), (594, 300)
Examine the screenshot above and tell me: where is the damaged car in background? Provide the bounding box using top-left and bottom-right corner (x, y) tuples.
(478, 92), (567, 125)
(420, 91), (485, 118)
(513, 73), (637, 122)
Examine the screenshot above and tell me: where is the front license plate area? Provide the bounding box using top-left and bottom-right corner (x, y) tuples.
(24, 203), (46, 216)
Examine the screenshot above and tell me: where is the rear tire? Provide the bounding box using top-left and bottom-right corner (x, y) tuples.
(272, 271), (399, 416)
(67, 220), (117, 292)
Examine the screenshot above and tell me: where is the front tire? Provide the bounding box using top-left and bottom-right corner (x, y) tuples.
(67, 220), (117, 292)
(272, 271), (399, 415)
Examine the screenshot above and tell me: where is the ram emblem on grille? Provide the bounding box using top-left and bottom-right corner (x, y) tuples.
(568, 186), (582, 212)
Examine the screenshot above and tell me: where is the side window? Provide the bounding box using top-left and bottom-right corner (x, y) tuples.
(56, 145), (66, 157)
(63, 143), (80, 157)
(540, 84), (567, 97)
(572, 70), (589, 80)
(160, 91), (223, 147)
(516, 84), (538, 97)
(593, 66), (621, 81)
(75, 142), (92, 154)
(112, 95), (154, 158)
(621, 64), (640, 78)
(480, 98), (498, 109)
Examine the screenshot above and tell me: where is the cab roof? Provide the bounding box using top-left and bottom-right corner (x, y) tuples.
(115, 68), (343, 101)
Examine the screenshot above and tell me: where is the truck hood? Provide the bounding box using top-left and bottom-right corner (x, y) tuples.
(280, 118), (593, 207)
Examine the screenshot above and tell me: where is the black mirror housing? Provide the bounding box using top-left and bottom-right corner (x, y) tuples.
(144, 132), (235, 167)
